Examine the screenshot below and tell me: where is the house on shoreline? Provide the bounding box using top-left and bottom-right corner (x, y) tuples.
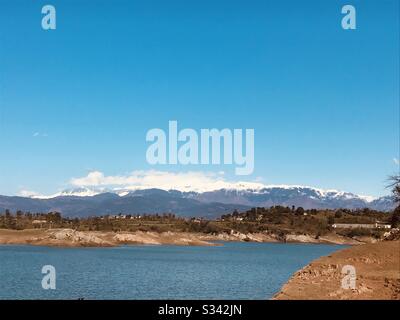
(32, 220), (48, 228)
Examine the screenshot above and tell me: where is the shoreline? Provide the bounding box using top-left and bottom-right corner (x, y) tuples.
(0, 228), (370, 247)
(0, 229), (213, 247)
(273, 240), (400, 300)
(2, 228), (398, 299)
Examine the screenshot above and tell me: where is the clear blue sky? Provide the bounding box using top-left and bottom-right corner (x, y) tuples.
(0, 0), (399, 197)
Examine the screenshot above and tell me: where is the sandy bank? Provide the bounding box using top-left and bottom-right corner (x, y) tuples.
(0, 229), (214, 247)
(0, 228), (371, 247)
(274, 240), (400, 300)
(200, 231), (362, 245)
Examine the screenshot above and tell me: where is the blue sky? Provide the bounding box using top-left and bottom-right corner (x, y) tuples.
(0, 0), (399, 197)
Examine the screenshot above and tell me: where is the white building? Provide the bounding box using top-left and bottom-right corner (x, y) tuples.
(332, 223), (391, 229)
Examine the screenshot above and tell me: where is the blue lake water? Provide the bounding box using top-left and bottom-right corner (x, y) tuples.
(0, 242), (345, 299)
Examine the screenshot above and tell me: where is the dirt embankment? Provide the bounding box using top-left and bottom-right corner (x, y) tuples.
(200, 230), (363, 245)
(0, 228), (374, 247)
(274, 240), (400, 300)
(0, 229), (214, 247)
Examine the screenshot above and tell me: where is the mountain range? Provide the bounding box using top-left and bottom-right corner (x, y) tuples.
(0, 186), (394, 218)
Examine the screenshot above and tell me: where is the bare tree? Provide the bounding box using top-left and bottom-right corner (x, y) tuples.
(387, 175), (400, 227)
(388, 175), (400, 204)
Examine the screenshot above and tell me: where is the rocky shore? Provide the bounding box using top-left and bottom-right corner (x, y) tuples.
(274, 240), (400, 300)
(0, 228), (372, 247)
(0, 229), (213, 247)
(199, 230), (365, 245)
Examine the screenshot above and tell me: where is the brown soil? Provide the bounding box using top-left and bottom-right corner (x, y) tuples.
(0, 228), (370, 247)
(0, 228), (214, 247)
(274, 241), (400, 300)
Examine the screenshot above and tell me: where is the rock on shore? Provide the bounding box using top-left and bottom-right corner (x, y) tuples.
(0, 229), (215, 247)
(0, 228), (371, 247)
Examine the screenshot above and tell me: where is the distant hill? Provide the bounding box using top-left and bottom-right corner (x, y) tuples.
(0, 186), (394, 218)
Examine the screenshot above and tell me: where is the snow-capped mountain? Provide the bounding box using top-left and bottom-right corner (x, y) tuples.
(0, 185), (394, 218)
(185, 186), (394, 211)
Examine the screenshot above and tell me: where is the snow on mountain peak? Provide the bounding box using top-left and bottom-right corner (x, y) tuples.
(26, 183), (380, 205)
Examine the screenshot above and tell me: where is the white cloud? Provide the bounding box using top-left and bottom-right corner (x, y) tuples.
(393, 158), (400, 166)
(33, 132), (48, 138)
(18, 189), (41, 197)
(19, 170), (379, 200)
(70, 170), (264, 192)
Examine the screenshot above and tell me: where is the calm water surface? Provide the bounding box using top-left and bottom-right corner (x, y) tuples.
(0, 242), (345, 299)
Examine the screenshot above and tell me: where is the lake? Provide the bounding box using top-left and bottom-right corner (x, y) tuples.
(0, 242), (345, 299)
